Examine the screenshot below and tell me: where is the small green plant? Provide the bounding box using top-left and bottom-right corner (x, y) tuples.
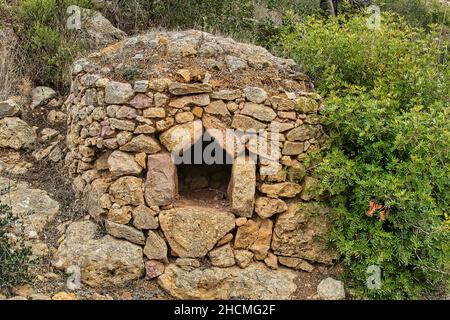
(0, 204), (33, 294)
(374, 0), (450, 29)
(12, 0), (92, 92)
(278, 12), (449, 299)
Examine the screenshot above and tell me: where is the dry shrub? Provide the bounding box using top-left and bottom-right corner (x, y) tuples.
(0, 27), (21, 100)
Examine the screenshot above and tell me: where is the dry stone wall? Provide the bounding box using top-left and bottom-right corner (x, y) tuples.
(62, 30), (335, 289)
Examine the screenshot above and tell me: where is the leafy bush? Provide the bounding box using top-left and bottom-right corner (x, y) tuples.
(278, 13), (449, 299)
(11, 0), (92, 92)
(0, 204), (33, 293)
(374, 0), (450, 29)
(100, 0), (322, 46)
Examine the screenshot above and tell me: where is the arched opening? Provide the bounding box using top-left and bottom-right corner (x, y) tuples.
(174, 131), (233, 208)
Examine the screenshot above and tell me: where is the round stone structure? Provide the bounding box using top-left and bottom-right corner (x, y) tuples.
(63, 30), (335, 293)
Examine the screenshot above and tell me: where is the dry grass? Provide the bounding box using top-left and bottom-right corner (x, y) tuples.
(0, 27), (21, 100)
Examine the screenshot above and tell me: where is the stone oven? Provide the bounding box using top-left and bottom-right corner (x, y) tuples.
(62, 30), (335, 297)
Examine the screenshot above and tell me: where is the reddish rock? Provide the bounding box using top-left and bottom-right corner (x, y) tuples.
(145, 260), (165, 279)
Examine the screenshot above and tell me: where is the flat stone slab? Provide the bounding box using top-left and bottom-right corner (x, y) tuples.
(0, 177), (59, 237)
(53, 220), (144, 287)
(158, 262), (298, 299)
(159, 206), (235, 258)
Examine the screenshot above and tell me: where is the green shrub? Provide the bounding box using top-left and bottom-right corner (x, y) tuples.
(13, 0), (92, 92)
(99, 0), (322, 47)
(374, 0), (450, 29)
(278, 13), (449, 299)
(0, 204), (33, 294)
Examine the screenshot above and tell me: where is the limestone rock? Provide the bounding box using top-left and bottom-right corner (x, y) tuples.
(317, 277), (345, 300)
(29, 294), (52, 300)
(149, 78), (170, 92)
(134, 80), (148, 93)
(107, 205), (132, 224)
(107, 150), (142, 178)
(116, 106), (138, 119)
(168, 82), (212, 95)
(286, 125), (318, 142)
(31, 86), (56, 108)
(105, 220), (146, 245)
(216, 233), (233, 247)
(0, 117), (37, 149)
(109, 176), (145, 206)
(249, 219), (273, 260)
(241, 102), (276, 122)
(158, 263), (297, 299)
(159, 207), (235, 258)
(234, 219), (259, 249)
(109, 118), (136, 131)
(175, 258), (201, 271)
(205, 100), (230, 116)
(53, 221), (144, 287)
(225, 55), (248, 72)
(159, 120), (202, 153)
(144, 153), (177, 206)
(255, 197), (287, 218)
(271, 202), (336, 264)
(119, 134), (161, 154)
(52, 292), (77, 300)
(228, 157), (256, 217)
(243, 87), (267, 104)
(132, 205), (158, 230)
(0, 178), (59, 237)
(168, 94), (210, 108)
(75, 6), (126, 46)
(143, 230), (168, 261)
(0, 98), (20, 118)
(231, 114), (266, 131)
(0, 150), (32, 175)
(235, 219), (273, 260)
(282, 141), (304, 155)
(83, 177), (110, 221)
(134, 152), (147, 168)
(47, 110), (66, 124)
(258, 182), (302, 198)
(278, 256), (314, 272)
(143, 107), (165, 118)
(270, 96), (295, 111)
(234, 250), (254, 268)
(154, 93), (168, 107)
(105, 81), (134, 104)
(209, 244), (235, 267)
(211, 89), (242, 101)
(175, 111), (194, 123)
(264, 252), (278, 269)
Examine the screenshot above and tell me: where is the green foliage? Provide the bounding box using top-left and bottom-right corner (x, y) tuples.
(374, 0), (450, 29)
(278, 13), (449, 299)
(100, 0), (321, 46)
(0, 204), (33, 293)
(13, 0), (92, 92)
